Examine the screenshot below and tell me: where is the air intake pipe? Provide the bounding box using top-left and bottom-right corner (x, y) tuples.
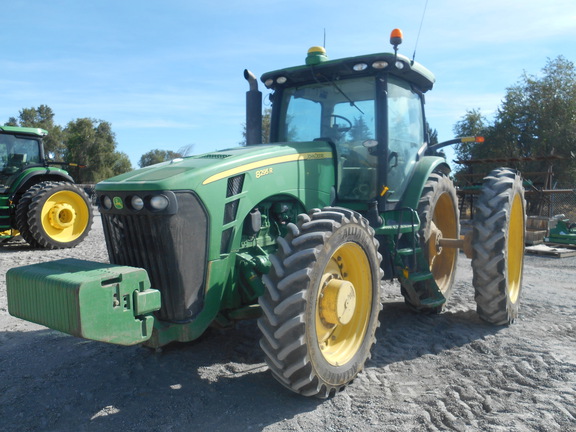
(244, 69), (262, 146)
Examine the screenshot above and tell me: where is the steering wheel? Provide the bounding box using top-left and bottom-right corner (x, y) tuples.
(330, 114), (352, 133)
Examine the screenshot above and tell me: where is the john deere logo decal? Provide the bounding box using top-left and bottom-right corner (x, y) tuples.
(113, 197), (124, 209)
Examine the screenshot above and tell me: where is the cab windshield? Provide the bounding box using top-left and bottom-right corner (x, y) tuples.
(278, 76), (377, 200)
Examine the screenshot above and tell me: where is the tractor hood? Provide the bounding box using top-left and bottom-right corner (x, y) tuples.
(96, 142), (334, 193)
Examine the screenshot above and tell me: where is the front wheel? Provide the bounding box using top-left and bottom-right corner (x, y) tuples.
(472, 168), (526, 325)
(25, 181), (93, 249)
(258, 207), (382, 398)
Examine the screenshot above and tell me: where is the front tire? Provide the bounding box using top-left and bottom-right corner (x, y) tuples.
(472, 168), (526, 325)
(258, 207), (382, 398)
(25, 181), (93, 249)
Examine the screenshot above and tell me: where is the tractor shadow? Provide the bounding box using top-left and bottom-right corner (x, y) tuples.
(1, 287), (505, 431)
(372, 296), (505, 368)
(0, 321), (322, 432)
(0, 238), (36, 251)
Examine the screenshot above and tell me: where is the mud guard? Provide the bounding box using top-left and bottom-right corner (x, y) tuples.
(399, 156), (450, 210)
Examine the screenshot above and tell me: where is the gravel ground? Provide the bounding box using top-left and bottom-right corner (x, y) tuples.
(1, 213), (575, 431)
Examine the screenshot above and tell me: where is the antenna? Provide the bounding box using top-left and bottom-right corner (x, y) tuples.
(412, 0), (429, 63)
(323, 28), (326, 48)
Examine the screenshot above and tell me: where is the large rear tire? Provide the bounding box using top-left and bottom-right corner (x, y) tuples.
(472, 168), (526, 325)
(401, 172), (459, 310)
(15, 182), (47, 248)
(258, 207), (382, 398)
(24, 181), (93, 249)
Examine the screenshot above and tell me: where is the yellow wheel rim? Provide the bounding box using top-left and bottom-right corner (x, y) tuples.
(316, 242), (372, 366)
(507, 194), (524, 303)
(428, 193), (458, 294)
(40, 190), (90, 243)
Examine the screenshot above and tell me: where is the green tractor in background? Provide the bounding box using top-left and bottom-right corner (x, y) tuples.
(0, 126), (93, 248)
(7, 30), (526, 398)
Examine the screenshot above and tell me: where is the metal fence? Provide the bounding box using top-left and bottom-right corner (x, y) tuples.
(526, 188), (576, 222)
(549, 189), (576, 221)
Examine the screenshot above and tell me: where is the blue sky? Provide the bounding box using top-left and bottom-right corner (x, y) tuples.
(2, 0), (575, 169)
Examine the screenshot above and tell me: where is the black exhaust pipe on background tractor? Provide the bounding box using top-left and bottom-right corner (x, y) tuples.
(244, 69), (262, 146)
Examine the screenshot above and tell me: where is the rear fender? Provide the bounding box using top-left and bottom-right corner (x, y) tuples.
(399, 156), (450, 210)
(8, 168), (74, 201)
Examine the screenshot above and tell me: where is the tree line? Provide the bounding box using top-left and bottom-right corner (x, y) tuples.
(453, 55), (576, 188)
(5, 106), (131, 183)
(4, 106), (196, 182)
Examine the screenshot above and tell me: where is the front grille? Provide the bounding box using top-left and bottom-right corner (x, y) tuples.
(101, 191), (208, 322)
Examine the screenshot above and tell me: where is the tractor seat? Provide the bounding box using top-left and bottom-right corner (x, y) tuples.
(3, 153), (26, 174)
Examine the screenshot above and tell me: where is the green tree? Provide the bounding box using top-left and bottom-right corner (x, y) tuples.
(4, 105), (65, 158)
(138, 149), (183, 168)
(348, 116), (372, 142)
(111, 151), (133, 175)
(64, 118), (132, 183)
(453, 56), (576, 186)
(452, 108), (490, 161)
(427, 122), (438, 146)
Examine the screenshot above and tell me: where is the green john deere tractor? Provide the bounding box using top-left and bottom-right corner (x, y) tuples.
(0, 126), (93, 248)
(7, 30), (526, 398)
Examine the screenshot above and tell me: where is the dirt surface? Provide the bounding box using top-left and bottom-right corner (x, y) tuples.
(1, 213), (575, 432)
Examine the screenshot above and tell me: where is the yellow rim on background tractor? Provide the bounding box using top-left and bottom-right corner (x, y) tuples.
(315, 242), (372, 366)
(428, 192), (458, 294)
(507, 194), (524, 303)
(0, 229), (19, 237)
(40, 190), (90, 242)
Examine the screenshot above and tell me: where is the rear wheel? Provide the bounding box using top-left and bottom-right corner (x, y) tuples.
(472, 168), (525, 324)
(258, 207), (382, 398)
(15, 182), (48, 248)
(401, 172), (459, 310)
(24, 181), (93, 249)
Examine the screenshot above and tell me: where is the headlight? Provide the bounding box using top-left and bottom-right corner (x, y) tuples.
(372, 61), (389, 69)
(130, 195), (144, 211)
(149, 195), (170, 211)
(101, 195), (112, 210)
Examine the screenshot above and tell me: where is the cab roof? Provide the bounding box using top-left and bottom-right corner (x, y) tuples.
(0, 125), (48, 138)
(261, 51), (435, 93)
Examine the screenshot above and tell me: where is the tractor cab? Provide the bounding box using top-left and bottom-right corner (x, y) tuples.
(259, 36), (435, 210)
(0, 126), (46, 192)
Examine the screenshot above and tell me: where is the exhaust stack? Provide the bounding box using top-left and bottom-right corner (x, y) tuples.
(244, 69), (262, 146)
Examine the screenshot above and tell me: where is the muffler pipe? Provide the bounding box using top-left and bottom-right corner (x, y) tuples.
(244, 69), (262, 145)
